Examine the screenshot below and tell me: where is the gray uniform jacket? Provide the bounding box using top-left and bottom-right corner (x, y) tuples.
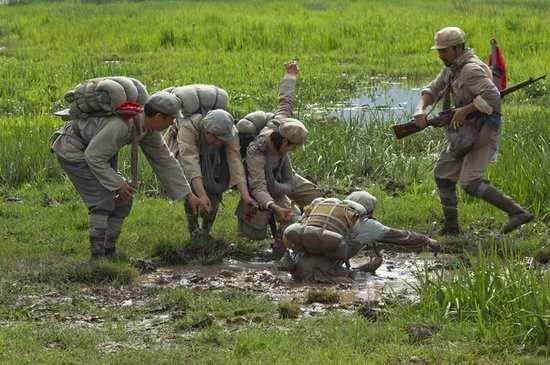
(246, 75), (297, 208)
(176, 114), (245, 187)
(421, 49), (501, 115)
(51, 114), (191, 201)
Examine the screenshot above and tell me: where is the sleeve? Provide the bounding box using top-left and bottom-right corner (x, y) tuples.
(377, 227), (431, 251)
(464, 64), (501, 114)
(245, 142), (275, 208)
(177, 119), (203, 181)
(139, 131), (191, 201)
(227, 137), (246, 187)
(351, 219), (390, 245)
(421, 68), (448, 101)
(84, 120), (129, 191)
(272, 74), (297, 120)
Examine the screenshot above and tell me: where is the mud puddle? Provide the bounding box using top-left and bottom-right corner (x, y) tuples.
(137, 251), (454, 316)
(307, 78), (421, 123)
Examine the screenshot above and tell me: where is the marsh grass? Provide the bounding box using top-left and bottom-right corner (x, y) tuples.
(414, 244), (550, 350)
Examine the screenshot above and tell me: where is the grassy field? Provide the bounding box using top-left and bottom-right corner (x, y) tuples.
(1, 0), (549, 364)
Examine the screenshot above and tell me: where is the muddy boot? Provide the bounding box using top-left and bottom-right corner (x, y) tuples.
(184, 199), (202, 241)
(436, 179), (460, 236)
(478, 184), (534, 234)
(440, 206), (460, 236)
(89, 214), (108, 260)
(200, 197), (220, 242)
(105, 217), (124, 259)
(272, 238), (286, 261)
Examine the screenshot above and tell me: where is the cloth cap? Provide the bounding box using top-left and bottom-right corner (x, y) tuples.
(202, 109), (237, 142)
(431, 27), (466, 50)
(146, 91), (183, 119)
(279, 118), (308, 146)
(345, 191), (377, 215)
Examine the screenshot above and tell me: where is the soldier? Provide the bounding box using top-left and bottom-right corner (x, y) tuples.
(51, 91), (205, 259)
(282, 191), (440, 282)
(176, 108), (257, 241)
(242, 61), (323, 259)
(413, 27), (533, 235)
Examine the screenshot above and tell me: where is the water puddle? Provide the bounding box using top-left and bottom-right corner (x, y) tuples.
(308, 78), (422, 123)
(137, 252), (454, 316)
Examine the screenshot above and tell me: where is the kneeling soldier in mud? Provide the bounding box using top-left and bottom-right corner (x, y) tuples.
(281, 191), (440, 282)
(414, 27), (533, 235)
(176, 109), (257, 241)
(238, 61), (323, 259)
(52, 87), (204, 260)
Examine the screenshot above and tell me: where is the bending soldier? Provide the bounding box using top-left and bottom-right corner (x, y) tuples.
(52, 89), (204, 259)
(176, 108), (257, 241)
(239, 61), (323, 259)
(282, 191), (440, 282)
(413, 27), (533, 235)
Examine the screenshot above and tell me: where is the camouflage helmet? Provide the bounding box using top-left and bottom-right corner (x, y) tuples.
(345, 191), (377, 215)
(431, 26), (466, 50)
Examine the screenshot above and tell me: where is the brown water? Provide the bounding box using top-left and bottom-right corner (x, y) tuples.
(137, 252), (454, 314)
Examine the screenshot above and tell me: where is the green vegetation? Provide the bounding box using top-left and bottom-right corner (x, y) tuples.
(1, 0), (549, 363)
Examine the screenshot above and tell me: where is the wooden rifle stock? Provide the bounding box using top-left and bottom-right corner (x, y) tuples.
(391, 74), (546, 140)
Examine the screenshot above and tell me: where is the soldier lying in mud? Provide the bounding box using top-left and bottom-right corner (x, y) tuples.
(280, 191), (440, 282)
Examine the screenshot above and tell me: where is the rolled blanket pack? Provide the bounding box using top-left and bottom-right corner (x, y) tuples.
(164, 84), (228, 117)
(64, 76), (148, 119)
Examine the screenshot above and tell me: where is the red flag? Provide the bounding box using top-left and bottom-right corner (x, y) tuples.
(488, 38), (507, 91)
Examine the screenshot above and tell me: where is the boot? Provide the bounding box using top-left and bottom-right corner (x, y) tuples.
(105, 217), (124, 258)
(479, 184), (534, 234)
(436, 180), (460, 236)
(199, 197), (220, 242)
(440, 206), (460, 236)
(184, 199), (202, 241)
(89, 214), (108, 260)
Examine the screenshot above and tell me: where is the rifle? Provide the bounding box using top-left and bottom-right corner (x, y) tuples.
(391, 75), (546, 140)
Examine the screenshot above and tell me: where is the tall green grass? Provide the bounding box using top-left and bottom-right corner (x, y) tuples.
(414, 245), (550, 351)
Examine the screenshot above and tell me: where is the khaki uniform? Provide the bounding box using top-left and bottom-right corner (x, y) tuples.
(52, 114), (191, 255)
(177, 114), (245, 188)
(282, 197), (435, 281)
(246, 75), (321, 211)
(422, 48), (531, 233)
(422, 49), (501, 188)
(175, 113), (246, 239)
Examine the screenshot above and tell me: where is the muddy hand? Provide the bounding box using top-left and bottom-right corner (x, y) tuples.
(450, 107), (468, 129)
(116, 182), (135, 202)
(285, 60), (299, 76)
(413, 112), (428, 128)
(186, 193), (203, 214)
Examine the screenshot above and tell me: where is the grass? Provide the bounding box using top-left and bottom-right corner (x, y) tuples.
(1, 0), (550, 363)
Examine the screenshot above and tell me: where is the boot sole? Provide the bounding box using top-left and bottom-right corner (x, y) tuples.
(502, 213), (534, 234)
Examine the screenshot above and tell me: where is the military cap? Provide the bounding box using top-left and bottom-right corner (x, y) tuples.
(202, 109), (237, 142)
(431, 27), (466, 50)
(279, 118), (308, 146)
(146, 91), (184, 119)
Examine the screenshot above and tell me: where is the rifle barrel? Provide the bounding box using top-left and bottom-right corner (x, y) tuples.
(500, 75), (546, 97)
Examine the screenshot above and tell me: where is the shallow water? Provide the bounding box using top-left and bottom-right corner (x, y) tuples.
(308, 79), (421, 123)
(137, 252), (454, 315)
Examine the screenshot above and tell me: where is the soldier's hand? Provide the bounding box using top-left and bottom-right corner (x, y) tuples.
(284, 60), (299, 77)
(450, 107), (468, 129)
(241, 193), (258, 208)
(413, 112), (428, 128)
(117, 182), (135, 202)
(199, 195), (211, 212)
(272, 204), (293, 222)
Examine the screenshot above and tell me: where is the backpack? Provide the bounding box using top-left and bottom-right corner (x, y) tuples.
(235, 110), (276, 158)
(62, 76), (148, 120)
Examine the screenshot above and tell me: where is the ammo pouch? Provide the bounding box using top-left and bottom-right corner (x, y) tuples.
(446, 117), (483, 158)
(235, 199), (272, 240)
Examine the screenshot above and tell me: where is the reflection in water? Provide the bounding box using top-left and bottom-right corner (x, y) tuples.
(307, 80), (422, 123)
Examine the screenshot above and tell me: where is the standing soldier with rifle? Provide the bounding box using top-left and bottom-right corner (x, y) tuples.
(413, 27), (533, 235)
